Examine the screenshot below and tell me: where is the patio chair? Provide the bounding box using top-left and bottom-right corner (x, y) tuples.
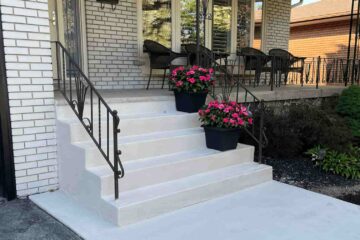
(184, 44), (228, 68)
(237, 47), (272, 87)
(143, 40), (184, 90)
(268, 49), (306, 86)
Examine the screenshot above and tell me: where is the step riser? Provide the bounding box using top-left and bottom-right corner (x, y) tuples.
(116, 167), (273, 226)
(84, 133), (206, 167)
(99, 147), (254, 195)
(56, 100), (177, 119)
(67, 114), (200, 142)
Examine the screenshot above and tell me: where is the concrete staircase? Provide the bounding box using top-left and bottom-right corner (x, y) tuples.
(56, 95), (272, 226)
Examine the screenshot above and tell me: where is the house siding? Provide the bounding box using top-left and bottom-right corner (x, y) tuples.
(0, 0), (58, 196)
(289, 20), (351, 59)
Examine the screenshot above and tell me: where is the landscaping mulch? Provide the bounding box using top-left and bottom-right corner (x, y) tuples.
(266, 157), (360, 205)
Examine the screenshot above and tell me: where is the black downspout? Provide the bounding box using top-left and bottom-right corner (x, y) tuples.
(0, 7), (17, 200)
(346, 0), (355, 86)
(351, 0), (360, 85)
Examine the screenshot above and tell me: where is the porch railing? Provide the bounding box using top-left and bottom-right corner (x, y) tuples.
(53, 41), (124, 200)
(226, 54), (360, 90)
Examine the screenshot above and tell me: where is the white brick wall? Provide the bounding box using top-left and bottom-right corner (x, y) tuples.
(85, 0), (163, 89)
(263, 0), (292, 52)
(1, 0), (58, 196)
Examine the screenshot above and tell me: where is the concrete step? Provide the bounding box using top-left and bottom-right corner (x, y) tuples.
(103, 163), (272, 226)
(59, 112), (200, 142)
(56, 98), (176, 119)
(76, 128), (206, 167)
(88, 144), (254, 195)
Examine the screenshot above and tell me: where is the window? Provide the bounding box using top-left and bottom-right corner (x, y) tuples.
(180, 0), (205, 46)
(253, 0), (264, 50)
(140, 0), (255, 54)
(142, 0), (172, 48)
(237, 0), (252, 51)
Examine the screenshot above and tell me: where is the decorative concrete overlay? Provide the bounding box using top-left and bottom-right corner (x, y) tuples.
(30, 181), (360, 240)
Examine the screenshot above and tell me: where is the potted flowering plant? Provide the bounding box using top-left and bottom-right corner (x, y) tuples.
(199, 100), (253, 151)
(169, 65), (214, 113)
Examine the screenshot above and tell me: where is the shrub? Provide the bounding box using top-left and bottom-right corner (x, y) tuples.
(199, 101), (253, 128)
(336, 86), (360, 137)
(241, 101), (353, 158)
(307, 146), (360, 179)
(169, 66), (214, 93)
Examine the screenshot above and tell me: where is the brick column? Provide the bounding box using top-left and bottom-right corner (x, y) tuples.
(0, 0), (58, 196)
(263, 0), (292, 52)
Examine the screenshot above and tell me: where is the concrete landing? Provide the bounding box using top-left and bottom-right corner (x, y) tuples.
(30, 181), (360, 240)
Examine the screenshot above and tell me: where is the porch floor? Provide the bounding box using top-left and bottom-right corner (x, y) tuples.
(30, 181), (360, 240)
(54, 84), (346, 106)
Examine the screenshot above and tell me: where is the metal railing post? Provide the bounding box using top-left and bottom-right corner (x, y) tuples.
(113, 110), (121, 200)
(258, 100), (265, 164)
(316, 56), (321, 89)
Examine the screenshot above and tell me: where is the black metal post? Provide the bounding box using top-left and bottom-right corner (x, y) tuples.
(196, 0), (200, 65)
(346, 0), (356, 86)
(258, 100), (265, 164)
(316, 56), (321, 89)
(351, 0), (360, 85)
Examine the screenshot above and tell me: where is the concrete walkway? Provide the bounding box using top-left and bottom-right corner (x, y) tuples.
(31, 181), (360, 240)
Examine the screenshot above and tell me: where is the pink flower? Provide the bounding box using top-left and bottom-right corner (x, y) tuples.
(248, 118), (253, 125)
(186, 70), (195, 76)
(199, 76), (207, 81)
(198, 109), (205, 116)
(223, 118), (230, 123)
(232, 113), (239, 118)
(176, 81), (183, 87)
(192, 65), (199, 70)
(206, 74), (211, 81)
(205, 109), (210, 113)
(199, 68), (207, 72)
(230, 101), (236, 106)
(238, 118), (245, 126)
(209, 68), (214, 74)
(218, 104), (225, 110)
(230, 119), (236, 125)
(187, 78), (196, 84)
(210, 115), (216, 121)
(178, 66), (184, 71)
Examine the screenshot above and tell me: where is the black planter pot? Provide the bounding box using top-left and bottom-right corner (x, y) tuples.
(174, 91), (207, 113)
(203, 126), (240, 151)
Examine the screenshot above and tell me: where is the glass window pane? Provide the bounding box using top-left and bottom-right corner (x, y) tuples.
(212, 0), (232, 53)
(63, 0), (82, 66)
(237, 0), (252, 51)
(180, 0), (205, 46)
(254, 0), (263, 50)
(143, 0), (172, 48)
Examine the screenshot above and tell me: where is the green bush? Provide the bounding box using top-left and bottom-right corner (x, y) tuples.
(307, 146), (360, 179)
(241, 101), (353, 158)
(336, 86), (360, 137)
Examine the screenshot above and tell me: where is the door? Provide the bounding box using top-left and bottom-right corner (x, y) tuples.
(48, 0), (87, 76)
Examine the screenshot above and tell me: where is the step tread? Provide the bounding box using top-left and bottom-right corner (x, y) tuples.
(75, 127), (204, 148)
(59, 111), (196, 124)
(106, 163), (271, 208)
(88, 144), (253, 177)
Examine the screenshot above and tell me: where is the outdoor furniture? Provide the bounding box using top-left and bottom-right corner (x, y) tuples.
(268, 48), (306, 86)
(143, 40), (185, 90)
(237, 47), (272, 87)
(184, 44), (229, 68)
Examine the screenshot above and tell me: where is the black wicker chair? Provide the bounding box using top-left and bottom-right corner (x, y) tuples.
(184, 44), (228, 68)
(143, 40), (184, 90)
(237, 47), (272, 87)
(268, 48), (306, 86)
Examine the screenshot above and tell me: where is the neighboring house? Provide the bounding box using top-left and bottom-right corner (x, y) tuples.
(0, 0), (348, 227)
(289, 0), (356, 59)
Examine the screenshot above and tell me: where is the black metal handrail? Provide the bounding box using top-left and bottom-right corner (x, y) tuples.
(53, 41), (124, 199)
(203, 52), (268, 164)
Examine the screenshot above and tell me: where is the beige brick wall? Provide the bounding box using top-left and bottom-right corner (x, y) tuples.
(263, 0), (292, 52)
